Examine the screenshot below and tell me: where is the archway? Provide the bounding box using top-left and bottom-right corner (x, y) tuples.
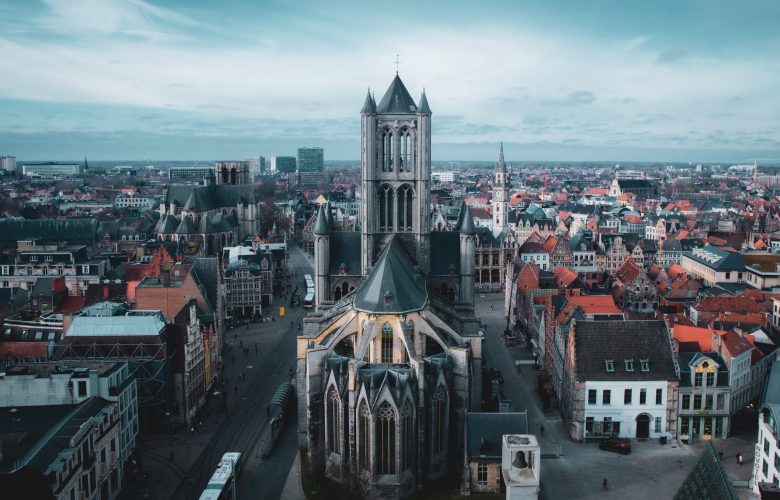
(636, 413), (651, 439)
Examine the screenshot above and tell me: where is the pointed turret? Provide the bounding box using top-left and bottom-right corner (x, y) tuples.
(418, 90), (431, 114)
(460, 205), (476, 235)
(498, 142), (506, 173)
(314, 205), (330, 235)
(361, 88), (376, 114)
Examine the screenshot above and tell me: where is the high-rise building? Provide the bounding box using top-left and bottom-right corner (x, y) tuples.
(244, 156), (265, 175)
(297, 147), (324, 172)
(1, 155), (16, 174)
(271, 156), (296, 174)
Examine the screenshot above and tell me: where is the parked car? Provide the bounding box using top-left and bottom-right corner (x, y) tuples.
(598, 438), (631, 455)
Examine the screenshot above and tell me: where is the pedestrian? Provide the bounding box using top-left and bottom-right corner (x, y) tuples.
(602, 477), (608, 490)
(737, 453), (744, 465)
(719, 450), (724, 460)
(540, 425), (545, 437)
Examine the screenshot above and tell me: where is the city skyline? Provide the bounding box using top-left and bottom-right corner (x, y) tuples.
(1, 0), (779, 162)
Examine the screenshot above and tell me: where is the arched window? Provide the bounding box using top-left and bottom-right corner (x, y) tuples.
(382, 130), (393, 172)
(327, 386), (339, 454)
(376, 401), (396, 475)
(401, 401), (414, 470)
(399, 128), (412, 172)
(359, 400), (370, 471)
(381, 322), (393, 363)
(378, 186), (394, 231)
(432, 386), (447, 454)
(397, 185), (413, 231)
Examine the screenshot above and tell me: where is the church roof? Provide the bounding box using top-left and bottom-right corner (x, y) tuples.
(175, 215), (197, 234)
(376, 74), (418, 114)
(429, 232), (461, 276)
(329, 232), (361, 275)
(353, 236), (427, 314)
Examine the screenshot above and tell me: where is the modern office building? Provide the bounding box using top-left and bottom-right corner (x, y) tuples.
(271, 156), (297, 174)
(297, 147), (324, 172)
(244, 156), (266, 174)
(168, 166), (214, 182)
(1, 155), (16, 174)
(21, 162), (83, 177)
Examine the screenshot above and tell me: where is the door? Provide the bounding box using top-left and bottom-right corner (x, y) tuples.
(636, 414), (650, 439)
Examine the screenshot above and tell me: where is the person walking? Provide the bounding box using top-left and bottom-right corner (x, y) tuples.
(602, 477), (608, 490)
(737, 453), (744, 465)
(540, 425), (545, 437)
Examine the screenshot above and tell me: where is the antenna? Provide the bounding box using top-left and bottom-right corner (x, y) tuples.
(394, 54), (401, 74)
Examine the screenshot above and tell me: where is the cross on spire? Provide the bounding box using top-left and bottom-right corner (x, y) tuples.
(394, 54), (401, 74)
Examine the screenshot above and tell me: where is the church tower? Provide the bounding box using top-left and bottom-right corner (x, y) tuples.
(360, 75), (432, 274)
(492, 143), (509, 237)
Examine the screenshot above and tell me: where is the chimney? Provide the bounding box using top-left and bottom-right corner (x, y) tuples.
(103, 286), (109, 300)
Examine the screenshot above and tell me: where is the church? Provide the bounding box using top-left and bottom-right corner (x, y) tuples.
(296, 74), (484, 498)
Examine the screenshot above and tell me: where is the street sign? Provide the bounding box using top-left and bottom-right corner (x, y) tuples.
(279, 307), (285, 317)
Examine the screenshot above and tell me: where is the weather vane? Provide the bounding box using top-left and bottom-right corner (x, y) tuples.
(394, 54), (401, 74)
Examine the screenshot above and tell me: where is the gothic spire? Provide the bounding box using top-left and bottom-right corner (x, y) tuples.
(418, 89), (432, 114)
(361, 88), (376, 114)
(497, 142), (506, 173)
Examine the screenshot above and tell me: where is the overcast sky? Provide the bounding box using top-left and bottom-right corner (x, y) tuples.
(1, 0), (779, 163)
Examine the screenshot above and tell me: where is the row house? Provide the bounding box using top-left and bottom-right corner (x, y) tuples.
(562, 320), (679, 442)
(754, 353), (780, 494)
(474, 227), (517, 291)
(0, 244), (108, 296)
(676, 352), (731, 441)
(0, 397), (122, 500)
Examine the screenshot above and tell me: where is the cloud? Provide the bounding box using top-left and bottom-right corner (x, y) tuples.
(543, 90), (597, 107)
(656, 48), (688, 64)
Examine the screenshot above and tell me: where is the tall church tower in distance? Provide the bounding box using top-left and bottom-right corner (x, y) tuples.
(492, 143), (509, 237)
(360, 74), (432, 274)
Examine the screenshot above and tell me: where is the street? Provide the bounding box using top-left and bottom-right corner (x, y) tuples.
(127, 240), (312, 500)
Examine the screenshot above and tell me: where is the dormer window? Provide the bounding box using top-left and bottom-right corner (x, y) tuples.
(625, 359), (634, 372)
(605, 359), (615, 372)
(640, 359), (649, 372)
(340, 263), (347, 275)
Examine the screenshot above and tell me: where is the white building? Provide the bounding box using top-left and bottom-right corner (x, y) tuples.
(754, 353), (780, 493)
(1, 155), (16, 173)
(681, 246), (745, 286)
(432, 170), (455, 183)
(502, 434), (540, 500)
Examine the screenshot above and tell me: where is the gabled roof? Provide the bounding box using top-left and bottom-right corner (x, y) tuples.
(574, 320), (678, 382)
(353, 236), (427, 314)
(376, 74), (418, 114)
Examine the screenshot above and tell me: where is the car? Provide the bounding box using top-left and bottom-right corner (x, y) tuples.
(598, 438), (631, 454)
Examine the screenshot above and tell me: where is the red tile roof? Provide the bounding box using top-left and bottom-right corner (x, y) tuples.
(720, 330), (753, 357)
(0, 341), (48, 358)
(566, 295), (622, 315)
(673, 325), (718, 351)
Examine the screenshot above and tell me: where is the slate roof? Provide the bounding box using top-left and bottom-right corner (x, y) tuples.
(360, 89), (377, 113)
(760, 355), (780, 436)
(155, 214), (179, 234)
(685, 246), (744, 271)
(0, 219), (98, 247)
(165, 184), (255, 211)
(418, 91), (431, 114)
(674, 441), (737, 500)
(313, 205), (329, 235)
(353, 236), (427, 314)
(329, 232), (361, 275)
(376, 74), (418, 114)
(677, 352), (729, 388)
(466, 412), (528, 459)
(429, 231), (460, 275)
(573, 320), (678, 382)
(175, 216), (197, 234)
(618, 179), (653, 189)
(191, 257), (219, 312)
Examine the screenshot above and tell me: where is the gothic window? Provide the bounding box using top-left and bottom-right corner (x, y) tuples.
(381, 322), (393, 363)
(376, 401), (396, 475)
(378, 185), (394, 231)
(397, 184), (414, 231)
(327, 386), (340, 454)
(382, 129), (393, 172)
(432, 385), (447, 454)
(359, 400), (370, 471)
(399, 128), (412, 172)
(401, 401), (414, 470)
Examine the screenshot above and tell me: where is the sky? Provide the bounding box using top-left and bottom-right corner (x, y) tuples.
(1, 0), (779, 163)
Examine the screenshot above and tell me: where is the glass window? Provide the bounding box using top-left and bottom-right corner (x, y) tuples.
(682, 394), (690, 410)
(625, 359), (634, 372)
(656, 389), (663, 405)
(588, 390), (597, 405)
(640, 359), (650, 372)
(605, 360), (614, 372)
(640, 389), (647, 405)
(477, 462), (488, 486)
(655, 417), (662, 432)
(694, 373), (703, 387)
(766, 439), (771, 455)
(376, 401), (396, 475)
(717, 394), (725, 411)
(624, 389), (632, 405)
(706, 372), (715, 387)
(602, 390), (611, 405)
(381, 323), (393, 363)
(705, 395), (713, 410)
(693, 395), (702, 409)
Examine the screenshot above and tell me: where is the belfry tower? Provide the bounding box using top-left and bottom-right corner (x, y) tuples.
(360, 75), (432, 274)
(492, 143), (509, 237)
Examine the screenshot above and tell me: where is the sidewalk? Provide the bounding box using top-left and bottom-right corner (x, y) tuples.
(279, 452), (306, 500)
